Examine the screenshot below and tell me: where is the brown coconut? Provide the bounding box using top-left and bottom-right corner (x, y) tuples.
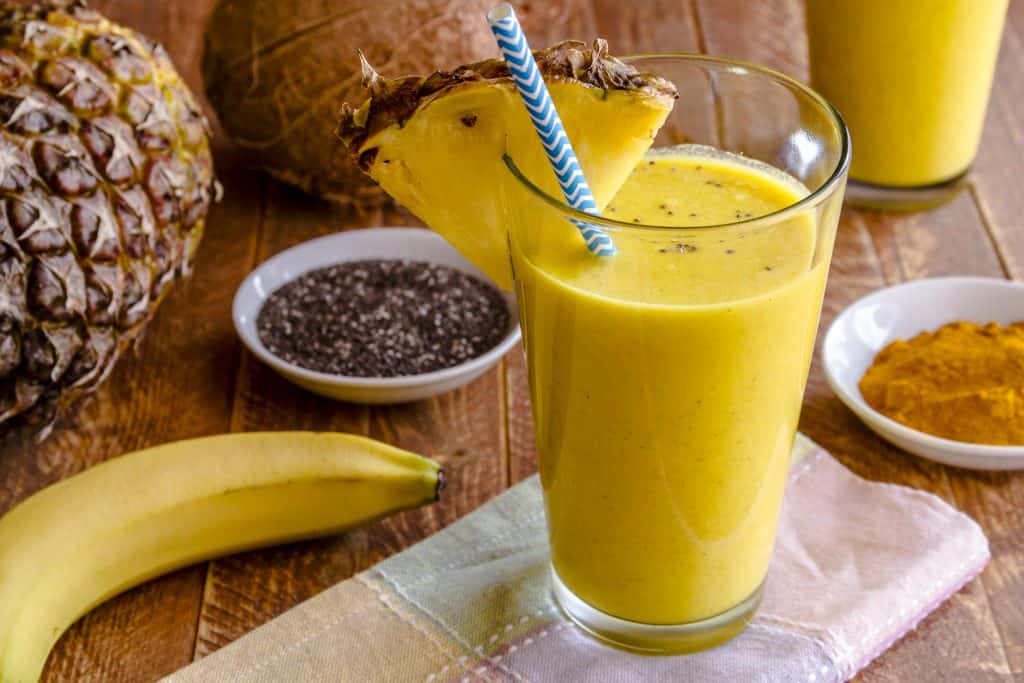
(202, 0), (582, 207)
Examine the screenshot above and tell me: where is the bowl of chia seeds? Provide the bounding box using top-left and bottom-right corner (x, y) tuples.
(233, 228), (520, 404)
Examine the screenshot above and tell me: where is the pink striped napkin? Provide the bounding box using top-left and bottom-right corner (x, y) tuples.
(164, 435), (990, 682)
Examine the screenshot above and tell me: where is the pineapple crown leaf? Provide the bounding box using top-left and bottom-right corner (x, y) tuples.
(357, 50), (386, 100)
(336, 39), (677, 164)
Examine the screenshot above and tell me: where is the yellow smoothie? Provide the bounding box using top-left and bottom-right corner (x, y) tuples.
(511, 146), (828, 625)
(807, 0), (1007, 187)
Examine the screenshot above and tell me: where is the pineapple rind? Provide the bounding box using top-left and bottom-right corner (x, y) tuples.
(0, 0), (218, 436)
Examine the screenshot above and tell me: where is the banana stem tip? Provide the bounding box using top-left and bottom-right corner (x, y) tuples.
(435, 467), (447, 500)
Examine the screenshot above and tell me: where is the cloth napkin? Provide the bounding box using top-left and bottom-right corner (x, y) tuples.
(165, 435), (989, 683)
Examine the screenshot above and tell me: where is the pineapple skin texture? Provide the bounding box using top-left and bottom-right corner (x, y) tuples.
(0, 431), (442, 683)
(0, 1), (218, 436)
(361, 81), (671, 290)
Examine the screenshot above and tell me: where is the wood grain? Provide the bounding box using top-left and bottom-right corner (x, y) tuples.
(972, 2), (1024, 281)
(507, 343), (537, 484)
(951, 4), (1024, 672)
(588, 0), (700, 54)
(693, 0), (808, 77)
(2, 0), (1020, 680)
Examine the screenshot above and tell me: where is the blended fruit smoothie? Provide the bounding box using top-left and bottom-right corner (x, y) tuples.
(807, 0), (1007, 188)
(511, 146), (828, 626)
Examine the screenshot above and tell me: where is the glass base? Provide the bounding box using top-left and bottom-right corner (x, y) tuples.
(844, 170), (968, 211)
(550, 566), (762, 655)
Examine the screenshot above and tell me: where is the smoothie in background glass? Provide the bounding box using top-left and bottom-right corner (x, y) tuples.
(806, 0), (1008, 208)
(503, 55), (849, 653)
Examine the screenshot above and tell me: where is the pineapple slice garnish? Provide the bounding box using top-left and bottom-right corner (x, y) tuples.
(338, 40), (677, 289)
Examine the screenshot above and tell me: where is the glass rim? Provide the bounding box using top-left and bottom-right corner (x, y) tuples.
(503, 52), (851, 233)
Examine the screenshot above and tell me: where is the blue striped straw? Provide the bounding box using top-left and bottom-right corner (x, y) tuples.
(487, 3), (616, 257)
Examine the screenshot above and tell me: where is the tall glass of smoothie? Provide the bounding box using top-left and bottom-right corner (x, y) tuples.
(806, 0), (1007, 209)
(503, 55), (849, 653)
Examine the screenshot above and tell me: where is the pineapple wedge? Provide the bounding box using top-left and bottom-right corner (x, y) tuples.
(338, 40), (677, 289)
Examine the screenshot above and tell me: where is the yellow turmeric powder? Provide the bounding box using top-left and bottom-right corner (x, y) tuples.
(859, 321), (1024, 446)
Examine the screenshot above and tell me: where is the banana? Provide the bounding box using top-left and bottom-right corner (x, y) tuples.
(0, 432), (443, 682)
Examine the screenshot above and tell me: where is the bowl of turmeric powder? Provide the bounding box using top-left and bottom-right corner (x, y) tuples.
(823, 276), (1024, 470)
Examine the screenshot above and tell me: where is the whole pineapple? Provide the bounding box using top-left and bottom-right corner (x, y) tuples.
(0, 0), (218, 437)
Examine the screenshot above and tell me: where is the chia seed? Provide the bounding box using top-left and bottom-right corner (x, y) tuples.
(659, 242), (698, 254)
(256, 259), (510, 378)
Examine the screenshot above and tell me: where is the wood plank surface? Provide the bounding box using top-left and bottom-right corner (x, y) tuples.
(0, 0), (1018, 680)
(956, 4), (1024, 672)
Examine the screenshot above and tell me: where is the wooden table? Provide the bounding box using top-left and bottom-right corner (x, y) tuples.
(2, 1), (1021, 680)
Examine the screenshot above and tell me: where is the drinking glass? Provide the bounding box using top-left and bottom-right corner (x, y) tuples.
(807, 0), (1007, 209)
(502, 54), (849, 653)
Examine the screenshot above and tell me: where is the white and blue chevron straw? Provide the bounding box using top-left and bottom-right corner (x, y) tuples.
(487, 3), (616, 257)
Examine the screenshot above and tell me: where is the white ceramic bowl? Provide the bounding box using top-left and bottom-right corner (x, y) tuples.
(233, 228), (521, 404)
(823, 276), (1024, 470)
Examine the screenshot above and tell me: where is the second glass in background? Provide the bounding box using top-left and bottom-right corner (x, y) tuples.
(806, 0), (1008, 209)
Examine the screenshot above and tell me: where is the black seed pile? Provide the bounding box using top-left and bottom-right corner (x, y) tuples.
(257, 260), (510, 378)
